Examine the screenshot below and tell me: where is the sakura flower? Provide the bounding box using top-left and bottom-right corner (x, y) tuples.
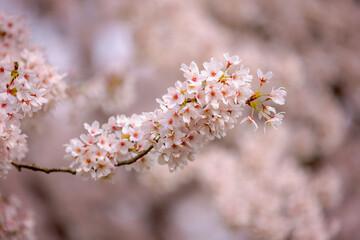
(185, 130), (205, 148)
(269, 87), (287, 105)
(78, 153), (96, 173)
(257, 68), (273, 83)
(224, 53), (241, 66)
(174, 80), (192, 98)
(5, 112), (22, 127)
(240, 116), (258, 131)
(157, 144), (189, 171)
(179, 104), (198, 123)
(84, 121), (103, 136)
(163, 86), (185, 108)
(102, 116), (117, 131)
(186, 78), (203, 94)
(64, 138), (84, 159)
(128, 114), (144, 128)
(159, 109), (181, 131)
(164, 130), (185, 148)
(231, 68), (253, 88)
(115, 136), (132, 155)
(116, 114), (128, 128)
(203, 57), (224, 79)
(0, 90), (17, 105)
(235, 85), (253, 104)
(80, 133), (99, 145)
(219, 84), (236, 105)
(30, 88), (48, 105)
(97, 132), (113, 152)
(129, 127), (144, 142)
(92, 157), (115, 179)
(258, 105), (276, 119)
(265, 112), (285, 131)
(180, 61), (199, 76)
(204, 83), (223, 109)
(181, 62), (206, 91)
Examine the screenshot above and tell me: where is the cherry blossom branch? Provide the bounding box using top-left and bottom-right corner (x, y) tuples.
(10, 144), (154, 175)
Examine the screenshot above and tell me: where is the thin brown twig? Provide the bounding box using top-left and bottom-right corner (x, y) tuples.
(11, 161), (77, 174)
(10, 145), (154, 175)
(115, 145), (154, 166)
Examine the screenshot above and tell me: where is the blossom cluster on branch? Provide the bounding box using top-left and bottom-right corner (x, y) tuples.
(65, 53), (286, 180)
(0, 12), (67, 177)
(0, 12), (29, 59)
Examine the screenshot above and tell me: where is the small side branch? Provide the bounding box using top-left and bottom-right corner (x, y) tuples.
(10, 145), (154, 175)
(116, 145), (154, 166)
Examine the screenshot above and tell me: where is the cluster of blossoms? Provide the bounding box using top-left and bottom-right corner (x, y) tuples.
(0, 12), (30, 59)
(65, 115), (156, 180)
(0, 12), (67, 177)
(240, 69), (287, 132)
(65, 53), (286, 180)
(0, 194), (35, 240)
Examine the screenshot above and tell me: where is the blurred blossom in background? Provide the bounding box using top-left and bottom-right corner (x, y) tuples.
(0, 0), (360, 239)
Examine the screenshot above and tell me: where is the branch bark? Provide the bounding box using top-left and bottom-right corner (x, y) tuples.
(115, 145), (154, 166)
(11, 145), (154, 175)
(11, 161), (77, 174)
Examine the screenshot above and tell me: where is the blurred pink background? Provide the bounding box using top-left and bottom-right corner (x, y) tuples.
(1, 0), (360, 239)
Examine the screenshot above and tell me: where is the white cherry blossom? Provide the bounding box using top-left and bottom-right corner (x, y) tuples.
(269, 87), (287, 105)
(224, 53), (241, 66)
(265, 112), (285, 131)
(84, 121), (103, 136)
(240, 116), (258, 131)
(257, 68), (273, 83)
